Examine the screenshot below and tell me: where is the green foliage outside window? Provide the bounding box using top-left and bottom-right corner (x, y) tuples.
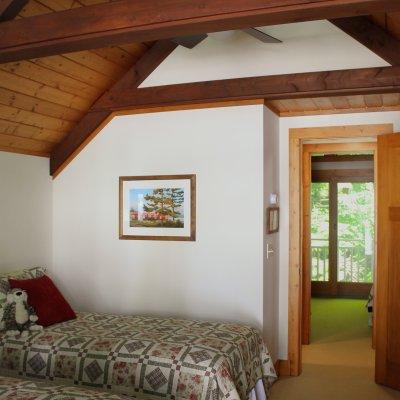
(337, 182), (374, 283)
(311, 181), (374, 283)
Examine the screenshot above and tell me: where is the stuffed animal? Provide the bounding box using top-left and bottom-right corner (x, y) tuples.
(2, 288), (42, 337)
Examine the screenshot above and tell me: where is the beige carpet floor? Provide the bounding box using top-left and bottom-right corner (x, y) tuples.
(270, 298), (400, 400)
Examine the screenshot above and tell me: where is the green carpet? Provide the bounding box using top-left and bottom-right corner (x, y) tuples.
(311, 298), (371, 343)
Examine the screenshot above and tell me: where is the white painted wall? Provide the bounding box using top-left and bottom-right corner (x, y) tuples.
(0, 152), (52, 273)
(142, 20), (387, 87)
(277, 111), (400, 359)
(52, 106), (272, 333)
(263, 108), (280, 361)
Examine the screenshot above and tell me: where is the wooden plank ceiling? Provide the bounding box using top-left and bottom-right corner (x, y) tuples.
(0, 0), (149, 157)
(0, 3), (399, 158)
(266, 92), (400, 117)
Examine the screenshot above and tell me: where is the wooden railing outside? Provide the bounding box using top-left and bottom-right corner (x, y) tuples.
(311, 238), (373, 283)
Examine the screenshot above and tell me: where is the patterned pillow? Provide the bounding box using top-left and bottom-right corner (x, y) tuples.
(0, 267), (47, 307)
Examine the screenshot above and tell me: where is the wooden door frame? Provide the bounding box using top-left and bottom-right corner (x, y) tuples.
(288, 123), (393, 376)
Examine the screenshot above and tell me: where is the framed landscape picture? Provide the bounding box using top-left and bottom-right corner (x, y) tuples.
(119, 174), (196, 241)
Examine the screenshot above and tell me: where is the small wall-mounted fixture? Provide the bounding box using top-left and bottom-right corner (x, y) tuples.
(269, 193), (279, 205)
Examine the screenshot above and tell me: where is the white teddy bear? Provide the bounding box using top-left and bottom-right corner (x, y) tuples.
(2, 288), (43, 338)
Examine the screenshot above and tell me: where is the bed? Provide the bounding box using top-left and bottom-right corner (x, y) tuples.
(0, 375), (134, 399)
(0, 312), (276, 400)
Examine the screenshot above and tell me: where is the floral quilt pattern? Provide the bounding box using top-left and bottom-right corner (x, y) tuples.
(0, 375), (134, 399)
(0, 312), (276, 400)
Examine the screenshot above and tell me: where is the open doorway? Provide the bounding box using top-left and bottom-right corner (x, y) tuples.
(305, 152), (375, 364)
(301, 143), (378, 348)
(310, 153), (375, 338)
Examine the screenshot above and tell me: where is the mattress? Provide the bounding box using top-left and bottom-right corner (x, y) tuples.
(0, 312), (276, 400)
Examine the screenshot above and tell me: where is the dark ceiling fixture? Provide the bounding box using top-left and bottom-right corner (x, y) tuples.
(172, 28), (281, 49)
(242, 28), (282, 43)
(171, 34), (209, 49)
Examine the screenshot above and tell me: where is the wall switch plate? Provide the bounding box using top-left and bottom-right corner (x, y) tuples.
(269, 193), (278, 205)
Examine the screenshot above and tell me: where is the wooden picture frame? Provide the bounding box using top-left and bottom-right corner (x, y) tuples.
(119, 174), (196, 241)
(267, 207), (279, 234)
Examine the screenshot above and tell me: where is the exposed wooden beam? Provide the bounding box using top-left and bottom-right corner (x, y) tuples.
(1, 0), (400, 63)
(312, 154), (374, 162)
(52, 65), (400, 176)
(92, 66), (400, 112)
(0, 0), (27, 22)
(330, 16), (400, 65)
(50, 40), (177, 177)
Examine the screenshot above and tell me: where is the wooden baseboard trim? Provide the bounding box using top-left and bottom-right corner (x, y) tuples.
(274, 359), (291, 377)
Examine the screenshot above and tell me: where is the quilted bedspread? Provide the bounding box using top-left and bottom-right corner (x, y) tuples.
(0, 376), (133, 399)
(0, 312), (276, 400)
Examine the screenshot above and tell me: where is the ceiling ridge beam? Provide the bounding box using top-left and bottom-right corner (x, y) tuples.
(330, 16), (400, 65)
(1, 0), (400, 63)
(50, 40), (177, 177)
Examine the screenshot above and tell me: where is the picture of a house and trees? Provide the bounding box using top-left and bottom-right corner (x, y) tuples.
(130, 188), (185, 228)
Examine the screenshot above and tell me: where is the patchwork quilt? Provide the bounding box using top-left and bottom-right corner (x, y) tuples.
(0, 312), (276, 400)
(0, 376), (133, 399)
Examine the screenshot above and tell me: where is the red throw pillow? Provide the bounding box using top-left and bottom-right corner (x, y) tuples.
(8, 275), (76, 327)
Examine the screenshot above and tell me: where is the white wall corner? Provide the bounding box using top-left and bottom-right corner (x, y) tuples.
(262, 107), (280, 361)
